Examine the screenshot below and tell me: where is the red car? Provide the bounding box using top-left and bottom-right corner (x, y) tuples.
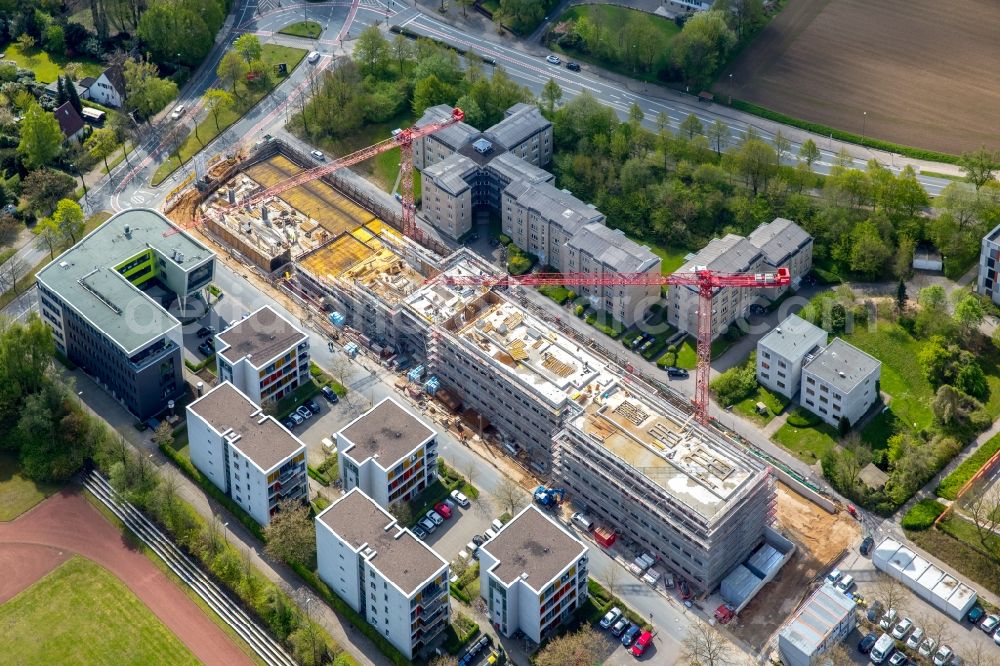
(631, 631), (652, 657)
(434, 502), (452, 519)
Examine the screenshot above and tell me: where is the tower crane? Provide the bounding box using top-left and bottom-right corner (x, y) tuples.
(431, 267), (791, 425)
(164, 108), (467, 240)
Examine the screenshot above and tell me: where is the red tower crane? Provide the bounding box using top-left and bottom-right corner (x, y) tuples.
(165, 108), (467, 239)
(432, 267), (791, 425)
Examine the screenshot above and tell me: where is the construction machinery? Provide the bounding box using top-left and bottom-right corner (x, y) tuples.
(165, 108), (467, 241)
(533, 485), (566, 508)
(431, 267), (791, 425)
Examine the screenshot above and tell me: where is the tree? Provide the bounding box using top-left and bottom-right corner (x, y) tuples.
(773, 129), (791, 160)
(954, 292), (985, 334)
(708, 119), (728, 155)
(234, 33), (262, 64)
(603, 565), (622, 598)
(17, 102), (62, 168)
(729, 138), (777, 196)
(124, 57), (178, 120)
(492, 477), (525, 517)
(204, 88), (235, 130)
(33, 216), (61, 259)
(965, 484), (1000, 548)
(680, 623), (732, 666)
(679, 113), (703, 140)
(21, 169), (76, 215)
(799, 138), (820, 169)
(838, 415), (851, 436)
(85, 127), (118, 174)
(389, 501), (413, 526)
(896, 279), (907, 315)
(217, 50), (248, 97)
(56, 75), (66, 106)
(429, 656), (459, 666)
(671, 11), (735, 87)
(0, 253), (26, 296)
(16, 33), (36, 53)
(872, 575), (906, 617)
(849, 219), (892, 279)
(354, 25), (390, 75)
(151, 421), (174, 450)
(914, 611), (953, 655)
(65, 77), (83, 115)
(894, 233), (915, 280)
(541, 77), (562, 115)
(391, 33), (414, 73)
(456, 0), (474, 17)
(534, 626), (608, 666)
(263, 500), (316, 566)
(51, 199), (85, 246)
(959, 146), (999, 191)
(412, 74), (453, 116)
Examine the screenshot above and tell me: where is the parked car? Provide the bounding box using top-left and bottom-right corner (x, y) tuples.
(434, 502), (452, 519)
(491, 518), (504, 532)
(866, 600), (883, 623)
(296, 406), (313, 420)
(993, 629), (1000, 646)
(412, 524), (428, 539)
(321, 386), (339, 403)
(879, 608), (898, 630)
(891, 617), (913, 640)
(932, 645), (954, 666)
(906, 626), (925, 650)
(290, 412), (304, 426)
(826, 569), (843, 585)
(307, 51), (320, 64)
(678, 579), (693, 601)
(622, 625), (642, 647)
(472, 535), (485, 547)
(858, 633), (878, 653)
(198, 342), (214, 356)
(566, 61), (580, 71)
(426, 509), (444, 526)
(483, 528), (496, 541)
(968, 606), (985, 623)
(666, 366), (689, 379)
(611, 618), (629, 636)
(918, 638), (937, 658)
(171, 104), (186, 120)
(305, 398), (321, 415)
(860, 535), (875, 556)
(631, 631), (652, 657)
(310, 149), (325, 160)
(980, 614), (1000, 634)
(282, 418), (296, 430)
(836, 574), (855, 592)
(418, 517), (436, 533)
(545, 54), (561, 65)
(599, 607), (622, 629)
(450, 489), (470, 507)
(196, 326), (214, 338)
(888, 652), (909, 666)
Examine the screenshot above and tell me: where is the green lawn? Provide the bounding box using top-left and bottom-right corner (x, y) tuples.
(644, 241), (690, 274)
(278, 20), (323, 39)
(772, 420), (841, 464)
(0, 556), (199, 664)
(675, 338), (698, 369)
(0, 42), (104, 83)
(550, 5), (681, 84)
(151, 44), (307, 186)
(0, 452), (59, 521)
(734, 386), (790, 426)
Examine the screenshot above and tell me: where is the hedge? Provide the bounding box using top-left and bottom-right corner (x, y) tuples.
(441, 616), (480, 655)
(307, 465), (331, 486)
(291, 562), (410, 666)
(901, 499), (947, 530)
(936, 432), (1000, 500)
(730, 99), (960, 165)
(184, 354), (216, 373)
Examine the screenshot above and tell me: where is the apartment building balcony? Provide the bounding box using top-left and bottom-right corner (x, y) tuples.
(412, 595), (449, 628)
(129, 338), (176, 372)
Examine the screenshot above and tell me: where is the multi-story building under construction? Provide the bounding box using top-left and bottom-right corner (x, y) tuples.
(555, 382), (775, 594)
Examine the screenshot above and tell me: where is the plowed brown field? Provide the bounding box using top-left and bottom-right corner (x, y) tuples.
(719, 0), (1000, 154)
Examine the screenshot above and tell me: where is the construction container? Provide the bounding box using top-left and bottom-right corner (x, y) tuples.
(873, 537), (977, 621)
(594, 527), (616, 548)
(408, 365), (426, 383)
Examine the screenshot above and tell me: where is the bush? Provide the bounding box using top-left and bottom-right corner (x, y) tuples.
(539, 284), (571, 304)
(936, 432), (1000, 500)
(901, 499), (947, 530)
(498, 233), (512, 246)
(710, 353), (757, 407)
(575, 305), (585, 317)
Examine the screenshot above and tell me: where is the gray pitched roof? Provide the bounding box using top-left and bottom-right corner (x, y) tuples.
(504, 181), (604, 234)
(424, 153), (477, 196)
(484, 103), (550, 151)
(486, 152), (553, 186)
(758, 314), (827, 361)
(803, 338), (881, 392)
(678, 234), (763, 275)
(416, 104), (479, 152)
(566, 223), (659, 273)
(747, 218), (812, 266)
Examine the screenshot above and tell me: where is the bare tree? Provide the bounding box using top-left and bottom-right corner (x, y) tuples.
(0, 254), (26, 296)
(680, 623), (732, 666)
(964, 640), (1000, 666)
(603, 565), (622, 600)
(263, 499), (317, 566)
(964, 485), (1000, 549)
(429, 656), (459, 666)
(819, 643), (855, 666)
(914, 611), (954, 654)
(492, 476), (526, 517)
(872, 574), (906, 617)
(535, 625), (610, 666)
(461, 460), (478, 489)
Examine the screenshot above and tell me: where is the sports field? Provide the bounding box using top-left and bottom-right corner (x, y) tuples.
(720, 0), (1000, 154)
(0, 556), (199, 665)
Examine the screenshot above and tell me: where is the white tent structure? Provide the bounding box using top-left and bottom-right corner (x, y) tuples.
(872, 537), (977, 621)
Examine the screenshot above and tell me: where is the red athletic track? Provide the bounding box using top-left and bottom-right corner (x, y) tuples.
(0, 490), (254, 666)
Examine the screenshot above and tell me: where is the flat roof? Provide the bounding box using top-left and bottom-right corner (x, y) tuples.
(780, 583), (856, 657)
(481, 506), (586, 590)
(36, 208), (212, 354)
(317, 489), (446, 595)
(217, 305), (307, 367)
(802, 338), (881, 392)
(187, 382), (304, 471)
(454, 298), (615, 411)
(404, 253), (496, 324)
(569, 384), (762, 520)
(759, 314), (827, 361)
(338, 398), (435, 468)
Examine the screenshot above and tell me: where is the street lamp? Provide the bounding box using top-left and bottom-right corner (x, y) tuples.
(728, 73), (733, 106)
(862, 111), (868, 145)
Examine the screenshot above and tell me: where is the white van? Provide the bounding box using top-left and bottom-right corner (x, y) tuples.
(571, 512), (595, 531)
(491, 518), (504, 532)
(870, 633), (895, 664)
(321, 437), (335, 454)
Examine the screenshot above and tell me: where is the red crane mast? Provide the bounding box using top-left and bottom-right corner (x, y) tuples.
(165, 108), (467, 239)
(433, 267), (791, 425)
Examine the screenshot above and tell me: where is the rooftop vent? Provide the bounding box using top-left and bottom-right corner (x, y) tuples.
(123, 224), (131, 237)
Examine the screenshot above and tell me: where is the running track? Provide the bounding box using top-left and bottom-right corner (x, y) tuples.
(0, 490), (254, 666)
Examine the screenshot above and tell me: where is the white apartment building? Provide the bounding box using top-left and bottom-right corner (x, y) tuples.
(801, 338), (881, 428)
(215, 305), (310, 406)
(747, 217), (813, 297)
(316, 489), (450, 660)
(337, 397), (439, 509)
(756, 315), (828, 399)
(478, 506), (589, 643)
(669, 234), (765, 339)
(778, 583), (857, 666)
(186, 382), (308, 526)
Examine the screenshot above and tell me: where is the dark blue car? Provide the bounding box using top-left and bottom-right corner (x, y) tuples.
(858, 632), (877, 653)
(622, 624), (642, 647)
